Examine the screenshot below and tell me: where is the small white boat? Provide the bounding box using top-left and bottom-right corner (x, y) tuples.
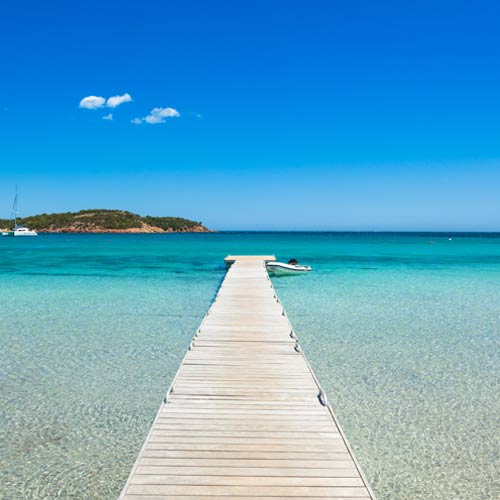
(267, 260), (312, 276)
(1, 187), (38, 237)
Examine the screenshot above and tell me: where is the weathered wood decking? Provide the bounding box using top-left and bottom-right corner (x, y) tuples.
(119, 257), (375, 500)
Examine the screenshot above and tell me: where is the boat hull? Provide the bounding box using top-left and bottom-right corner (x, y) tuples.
(266, 262), (312, 276)
(1, 230), (38, 237)
(14, 231), (38, 236)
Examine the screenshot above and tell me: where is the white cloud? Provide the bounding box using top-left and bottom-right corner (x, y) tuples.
(129, 106), (180, 125)
(102, 113), (113, 120)
(79, 95), (106, 109)
(79, 92), (132, 111)
(143, 107), (180, 124)
(106, 93), (132, 108)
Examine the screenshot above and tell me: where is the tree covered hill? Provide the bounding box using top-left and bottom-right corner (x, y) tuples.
(0, 209), (210, 233)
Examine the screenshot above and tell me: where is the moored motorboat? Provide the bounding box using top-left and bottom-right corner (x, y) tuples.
(266, 259), (312, 276)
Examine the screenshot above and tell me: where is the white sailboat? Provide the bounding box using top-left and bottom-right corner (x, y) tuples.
(1, 187), (38, 237)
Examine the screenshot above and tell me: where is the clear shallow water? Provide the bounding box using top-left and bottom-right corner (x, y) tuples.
(0, 233), (499, 500)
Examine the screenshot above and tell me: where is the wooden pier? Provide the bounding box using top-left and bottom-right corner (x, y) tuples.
(119, 256), (375, 499)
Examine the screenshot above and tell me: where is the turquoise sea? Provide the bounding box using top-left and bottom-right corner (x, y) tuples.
(0, 233), (499, 500)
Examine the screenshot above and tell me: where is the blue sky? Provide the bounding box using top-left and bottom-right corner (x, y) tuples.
(1, 0), (499, 230)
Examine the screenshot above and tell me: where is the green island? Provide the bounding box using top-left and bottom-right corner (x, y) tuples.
(0, 209), (210, 233)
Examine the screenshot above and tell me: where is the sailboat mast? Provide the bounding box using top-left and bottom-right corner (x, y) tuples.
(12, 185), (18, 228)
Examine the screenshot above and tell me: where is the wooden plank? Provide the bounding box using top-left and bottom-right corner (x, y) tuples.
(140, 450), (351, 460)
(224, 255), (276, 264)
(134, 466), (360, 478)
(163, 401), (321, 408)
(126, 484), (370, 496)
(166, 395), (321, 402)
(145, 436), (342, 445)
(119, 258), (375, 500)
(147, 431), (341, 440)
(158, 408), (328, 415)
(124, 496), (371, 500)
(129, 475), (364, 486)
(144, 442), (346, 452)
(156, 412), (331, 420)
(137, 458), (357, 468)
(152, 425), (338, 433)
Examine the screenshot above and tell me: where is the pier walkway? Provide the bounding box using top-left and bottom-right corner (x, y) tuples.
(119, 256), (375, 500)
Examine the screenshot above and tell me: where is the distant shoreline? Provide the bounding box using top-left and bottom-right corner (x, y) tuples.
(0, 227), (211, 234)
(32, 226), (211, 234)
(3, 229), (500, 235)
(0, 209), (211, 234)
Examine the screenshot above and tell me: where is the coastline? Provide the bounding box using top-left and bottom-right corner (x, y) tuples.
(35, 225), (211, 234)
(0, 225), (211, 234)
(0, 209), (211, 234)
